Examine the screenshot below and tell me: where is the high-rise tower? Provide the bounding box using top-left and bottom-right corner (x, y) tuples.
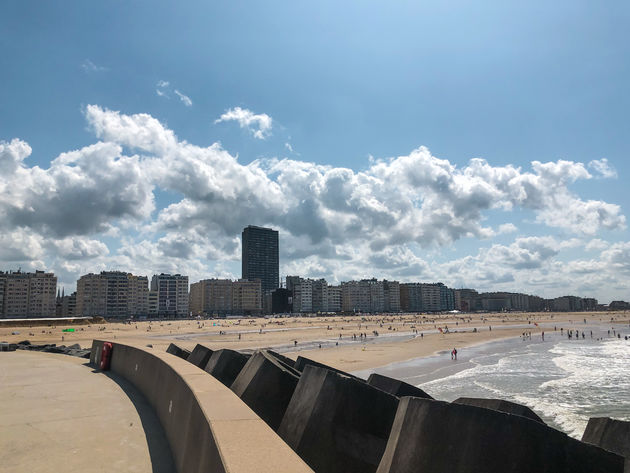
(242, 225), (279, 294)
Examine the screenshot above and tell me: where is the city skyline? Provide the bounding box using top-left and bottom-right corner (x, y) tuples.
(2, 3), (630, 302)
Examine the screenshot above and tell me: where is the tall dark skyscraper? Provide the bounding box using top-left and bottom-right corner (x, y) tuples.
(242, 225), (279, 293)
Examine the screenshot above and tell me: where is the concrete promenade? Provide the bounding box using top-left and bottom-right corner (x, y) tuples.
(0, 350), (175, 473)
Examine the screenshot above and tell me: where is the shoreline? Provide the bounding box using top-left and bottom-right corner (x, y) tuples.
(1, 311), (628, 376)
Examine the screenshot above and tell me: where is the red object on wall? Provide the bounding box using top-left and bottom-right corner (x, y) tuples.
(100, 342), (113, 370)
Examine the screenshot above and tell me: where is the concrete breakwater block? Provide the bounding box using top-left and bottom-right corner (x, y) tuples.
(376, 397), (623, 473)
(268, 349), (297, 369)
(166, 343), (190, 360)
(204, 349), (250, 387)
(453, 397), (543, 423)
(367, 373), (433, 399)
(278, 365), (399, 473)
(231, 350), (301, 430)
(294, 355), (360, 379)
(187, 344), (213, 368)
(582, 417), (630, 471)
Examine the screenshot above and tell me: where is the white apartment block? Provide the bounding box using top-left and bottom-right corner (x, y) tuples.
(150, 273), (189, 318)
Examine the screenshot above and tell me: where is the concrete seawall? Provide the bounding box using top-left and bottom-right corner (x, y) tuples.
(90, 340), (313, 473)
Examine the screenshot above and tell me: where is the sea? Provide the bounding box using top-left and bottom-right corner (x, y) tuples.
(354, 323), (630, 438)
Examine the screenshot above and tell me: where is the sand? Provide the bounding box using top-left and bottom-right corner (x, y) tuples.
(2, 311), (627, 372)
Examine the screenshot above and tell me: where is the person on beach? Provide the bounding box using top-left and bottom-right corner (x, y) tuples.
(452, 348), (458, 360)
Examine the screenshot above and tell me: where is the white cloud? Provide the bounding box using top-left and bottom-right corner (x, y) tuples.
(155, 81), (192, 106)
(174, 90), (192, 107)
(2, 105), (628, 300)
(498, 223), (518, 234)
(0, 138), (32, 174)
(81, 59), (107, 73)
(588, 158), (618, 179)
(585, 239), (609, 251)
(215, 107), (273, 139)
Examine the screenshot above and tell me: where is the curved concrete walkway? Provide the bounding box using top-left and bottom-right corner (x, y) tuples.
(0, 350), (175, 473)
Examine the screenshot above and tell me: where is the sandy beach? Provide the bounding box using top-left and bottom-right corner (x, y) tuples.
(2, 311), (628, 373)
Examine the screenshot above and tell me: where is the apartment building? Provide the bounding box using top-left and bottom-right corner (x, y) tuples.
(76, 271), (148, 318)
(341, 279), (400, 313)
(232, 279), (262, 315)
(0, 270), (57, 318)
(150, 273), (189, 318)
(327, 285), (342, 312)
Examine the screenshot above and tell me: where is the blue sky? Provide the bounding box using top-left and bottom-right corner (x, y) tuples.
(1, 1), (629, 302)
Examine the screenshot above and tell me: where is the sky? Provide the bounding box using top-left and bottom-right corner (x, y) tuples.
(1, 1), (629, 302)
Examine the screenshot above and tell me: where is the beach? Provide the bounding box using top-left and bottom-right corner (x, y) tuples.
(1, 311), (627, 373)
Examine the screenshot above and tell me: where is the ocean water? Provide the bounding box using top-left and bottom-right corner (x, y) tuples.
(354, 326), (630, 439)
(417, 332), (630, 438)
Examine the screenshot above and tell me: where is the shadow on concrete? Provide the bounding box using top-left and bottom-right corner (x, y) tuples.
(85, 363), (176, 473)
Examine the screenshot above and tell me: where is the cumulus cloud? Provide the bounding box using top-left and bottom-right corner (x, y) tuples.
(588, 158), (618, 179)
(47, 237), (109, 260)
(0, 138), (32, 174)
(215, 107), (273, 139)
(2, 105), (628, 300)
(498, 223), (518, 234)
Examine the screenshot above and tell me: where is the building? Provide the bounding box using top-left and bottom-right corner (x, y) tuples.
(0, 270), (57, 318)
(293, 280), (313, 313)
(454, 289), (479, 312)
(189, 278), (261, 316)
(76, 271), (148, 318)
(341, 279), (400, 313)
(400, 282), (453, 312)
(327, 285), (342, 312)
(400, 283), (422, 312)
(189, 279), (234, 316)
(150, 274), (189, 318)
(148, 291), (158, 317)
(311, 279), (329, 313)
(242, 225), (279, 294)
(271, 288), (291, 313)
(76, 273), (107, 317)
(0, 276), (5, 316)
(128, 275), (149, 317)
(56, 289), (77, 317)
(232, 279), (262, 315)
(384, 280), (401, 312)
